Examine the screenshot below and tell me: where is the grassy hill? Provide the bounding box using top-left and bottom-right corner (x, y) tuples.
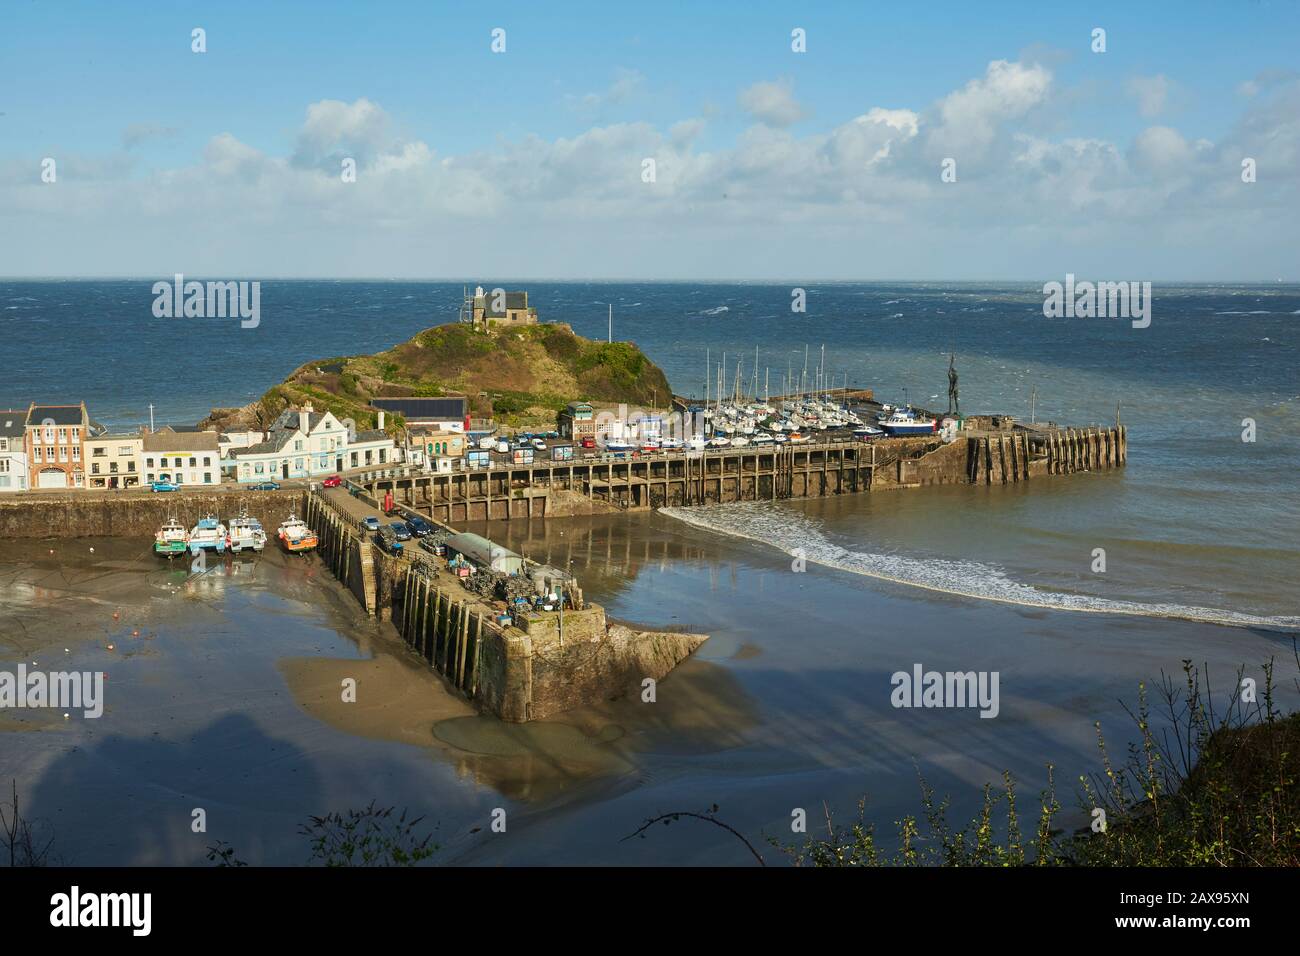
(204, 322), (673, 434)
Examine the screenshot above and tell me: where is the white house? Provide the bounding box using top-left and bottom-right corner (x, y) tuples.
(229, 404), (395, 481)
(0, 410), (29, 492)
(344, 428), (396, 470)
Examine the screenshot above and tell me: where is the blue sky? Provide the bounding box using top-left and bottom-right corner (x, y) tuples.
(3, 1), (1298, 278)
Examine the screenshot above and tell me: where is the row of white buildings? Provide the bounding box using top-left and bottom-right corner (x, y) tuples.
(0, 401), (403, 491)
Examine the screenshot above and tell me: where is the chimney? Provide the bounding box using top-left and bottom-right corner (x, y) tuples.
(377, 410), (386, 430)
(298, 406), (309, 434)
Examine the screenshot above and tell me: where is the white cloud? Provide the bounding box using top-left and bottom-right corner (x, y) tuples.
(738, 78), (807, 128)
(4, 66), (1298, 279)
(291, 97), (393, 169)
(928, 59), (1052, 158)
(566, 69), (646, 116)
(1127, 74), (1171, 117)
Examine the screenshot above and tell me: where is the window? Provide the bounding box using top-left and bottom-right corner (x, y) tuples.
(203, 456), (211, 466)
(72, 447), (80, 462)
(91, 463), (100, 475)
(59, 447), (68, 462)
(33, 447), (41, 463)
(189, 457), (196, 467)
(146, 457), (154, 468)
(204, 473), (212, 484)
(0, 476), (9, 488)
(0, 439), (6, 452)
(58, 428), (67, 442)
(294, 439), (303, 451)
(127, 462), (136, 472)
(93, 447), (107, 457)
(118, 446), (132, 456)
(109, 462), (118, 473)
(0, 460), (8, 473)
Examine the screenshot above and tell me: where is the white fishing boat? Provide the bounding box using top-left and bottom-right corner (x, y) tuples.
(731, 435), (751, 447)
(187, 514), (227, 554)
(708, 436), (731, 448)
(227, 511), (267, 552)
(880, 411), (937, 436)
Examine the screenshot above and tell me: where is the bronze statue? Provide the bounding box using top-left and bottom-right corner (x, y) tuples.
(947, 353), (959, 416)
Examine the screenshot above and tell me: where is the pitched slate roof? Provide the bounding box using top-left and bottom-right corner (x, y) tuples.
(26, 404), (86, 427)
(0, 411), (26, 439)
(270, 407), (337, 434)
(229, 430), (301, 457)
(479, 290), (530, 317)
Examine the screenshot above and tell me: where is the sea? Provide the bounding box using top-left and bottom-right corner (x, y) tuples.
(1, 280), (1298, 864)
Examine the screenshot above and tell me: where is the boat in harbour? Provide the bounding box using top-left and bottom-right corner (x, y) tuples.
(880, 410), (938, 436)
(227, 511), (267, 553)
(277, 513), (318, 553)
(187, 514), (228, 554)
(153, 518), (188, 558)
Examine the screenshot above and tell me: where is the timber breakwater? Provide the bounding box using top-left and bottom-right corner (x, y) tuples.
(355, 422), (1128, 522)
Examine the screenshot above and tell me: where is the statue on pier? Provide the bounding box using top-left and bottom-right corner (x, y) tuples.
(947, 353), (959, 416)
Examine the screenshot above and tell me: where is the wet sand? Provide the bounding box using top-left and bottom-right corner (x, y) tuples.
(2, 520), (1296, 866)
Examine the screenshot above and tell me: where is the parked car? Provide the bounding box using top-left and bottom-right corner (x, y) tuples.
(580, 438), (596, 449)
(376, 528), (403, 554)
(405, 516), (432, 537)
(250, 480), (280, 491)
(495, 440), (510, 453)
(150, 480), (180, 492)
(322, 475), (342, 488)
(362, 516), (381, 532)
(390, 522), (412, 541)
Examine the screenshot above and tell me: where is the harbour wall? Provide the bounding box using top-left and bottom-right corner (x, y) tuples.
(386, 559), (705, 722)
(0, 489), (301, 540)
(302, 492), (378, 616)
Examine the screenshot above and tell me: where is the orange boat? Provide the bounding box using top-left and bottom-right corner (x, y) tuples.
(277, 513), (318, 553)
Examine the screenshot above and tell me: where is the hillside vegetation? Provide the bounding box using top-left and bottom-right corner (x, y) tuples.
(203, 322), (673, 434)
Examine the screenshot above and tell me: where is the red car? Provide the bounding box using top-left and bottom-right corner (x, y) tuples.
(322, 475), (342, 488)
